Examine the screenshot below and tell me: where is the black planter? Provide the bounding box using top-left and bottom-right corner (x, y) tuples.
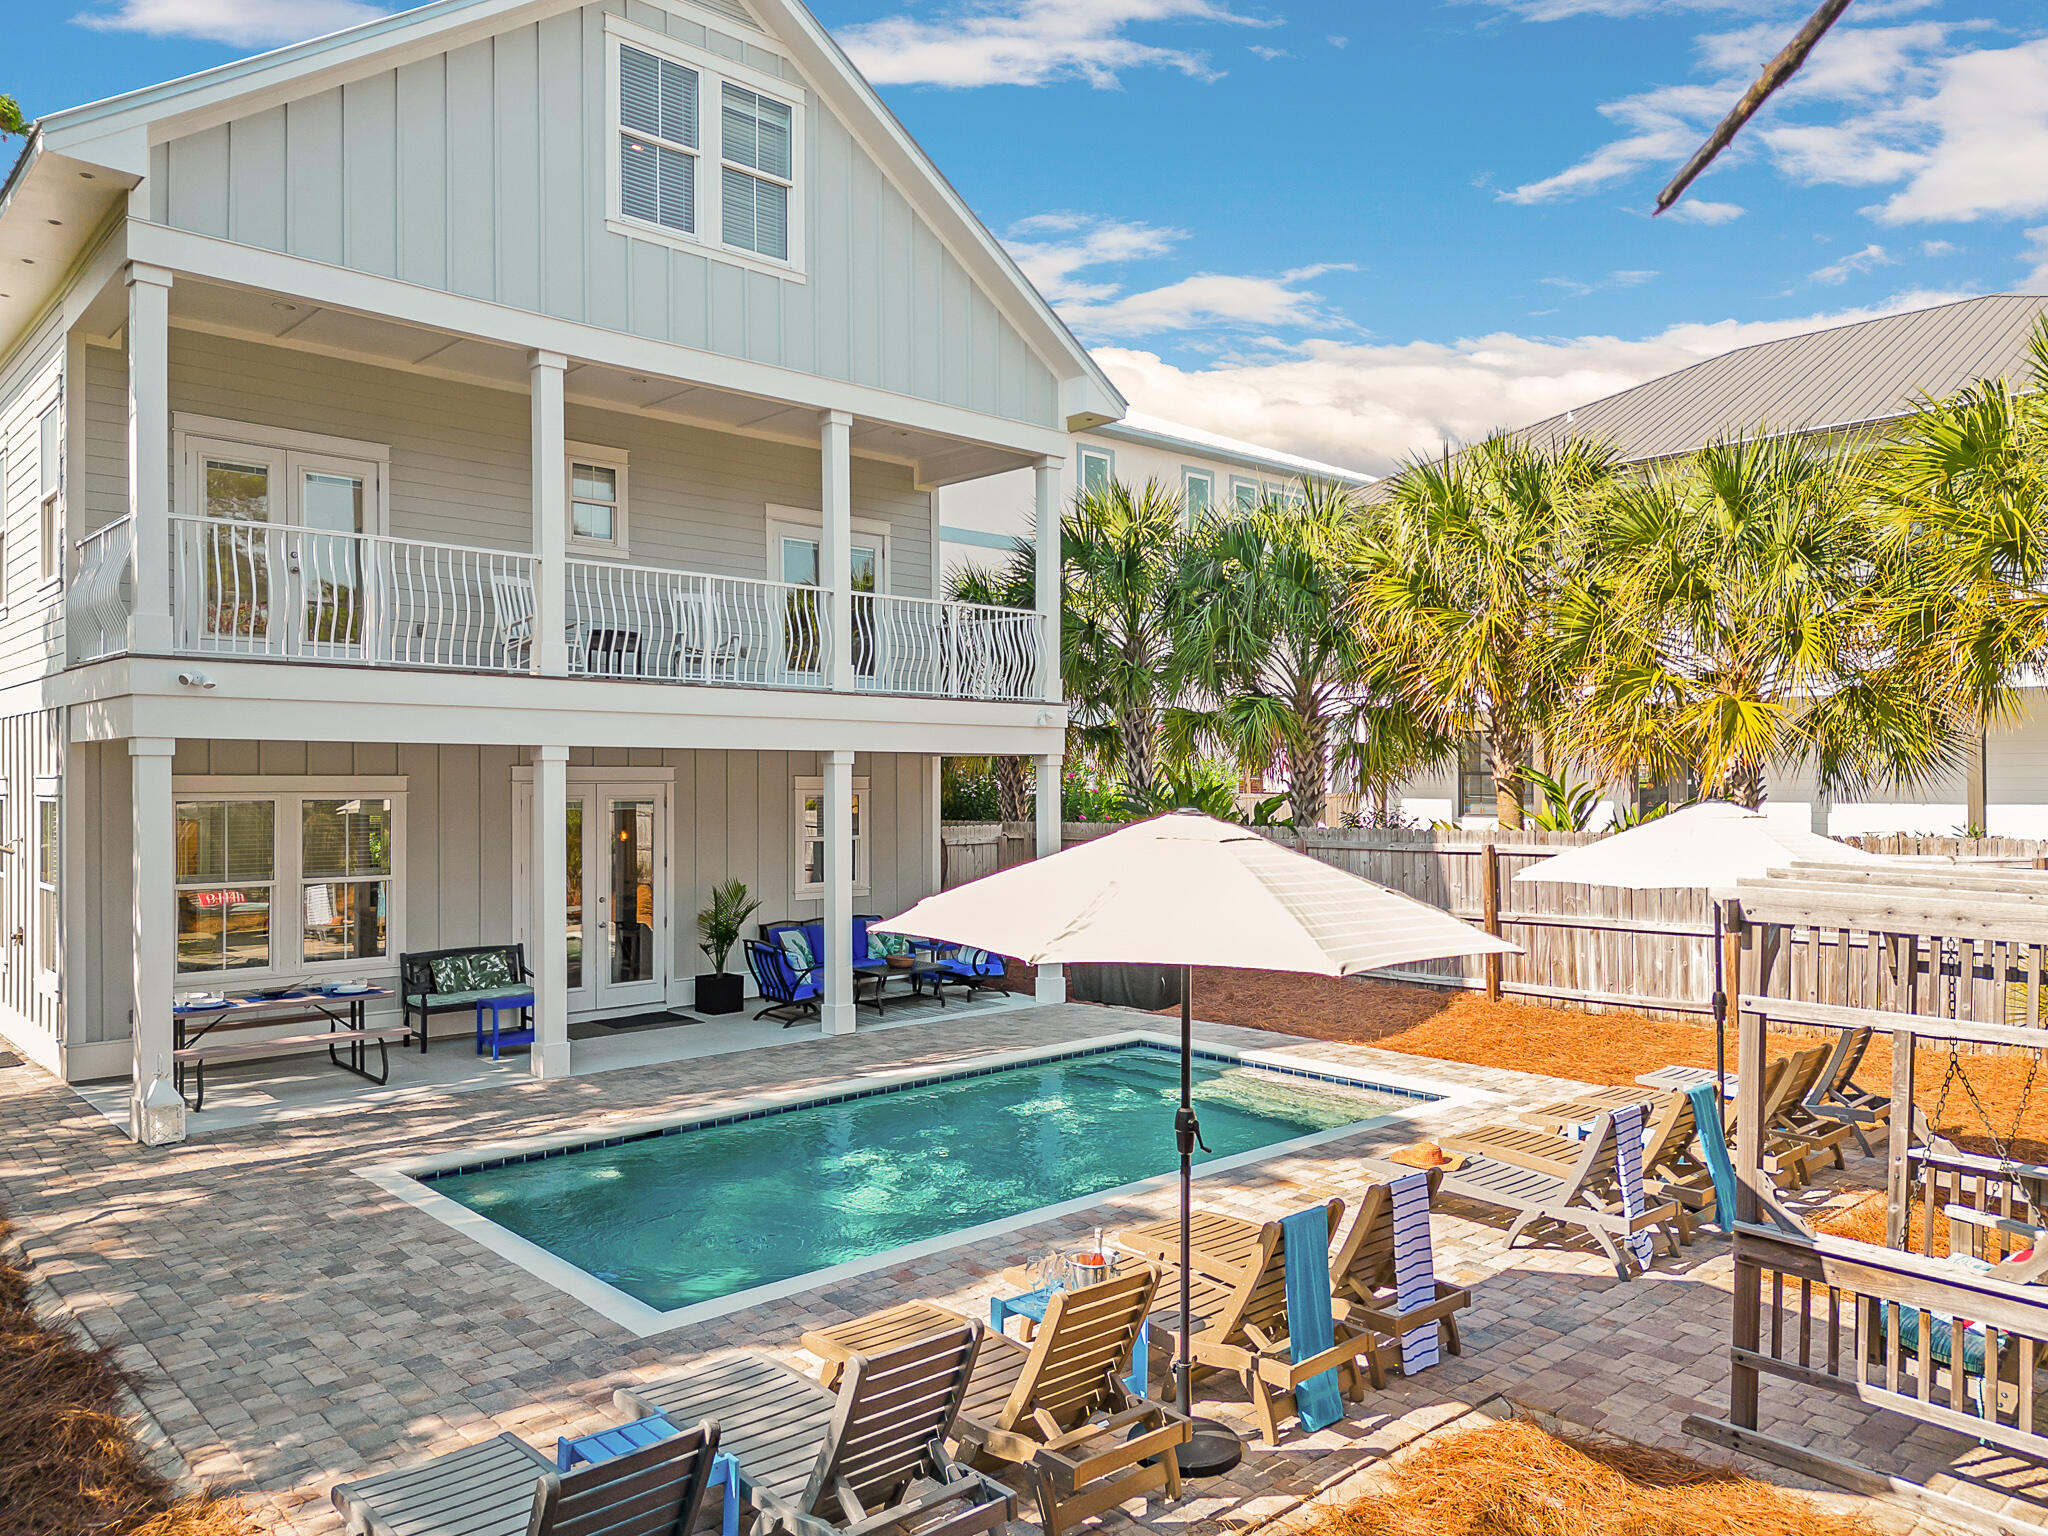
(694, 971), (744, 1015)
(1066, 962), (1180, 1012)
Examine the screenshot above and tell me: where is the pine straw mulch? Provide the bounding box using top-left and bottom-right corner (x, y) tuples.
(0, 1216), (252, 1536)
(1312, 1418), (1881, 1536)
(1171, 969), (2048, 1165)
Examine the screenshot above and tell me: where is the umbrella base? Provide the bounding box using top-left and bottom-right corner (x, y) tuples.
(1177, 1418), (1244, 1478)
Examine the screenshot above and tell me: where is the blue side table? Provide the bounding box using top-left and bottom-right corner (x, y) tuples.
(555, 1413), (742, 1536)
(992, 1284), (1148, 1397)
(475, 991), (536, 1059)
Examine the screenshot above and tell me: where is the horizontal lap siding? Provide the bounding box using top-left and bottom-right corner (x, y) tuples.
(155, 3), (1059, 430)
(77, 342), (128, 538)
(69, 742), (936, 1063)
(0, 708), (65, 1065)
(0, 315), (66, 687)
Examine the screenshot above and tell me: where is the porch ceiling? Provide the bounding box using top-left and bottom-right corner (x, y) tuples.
(136, 274), (1037, 488)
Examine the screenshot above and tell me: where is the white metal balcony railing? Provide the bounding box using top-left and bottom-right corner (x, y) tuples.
(133, 518), (1042, 700)
(855, 591), (1042, 702)
(69, 515), (135, 664)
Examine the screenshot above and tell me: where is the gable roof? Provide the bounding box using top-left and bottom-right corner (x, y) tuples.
(22, 0), (1122, 425)
(1515, 293), (2048, 465)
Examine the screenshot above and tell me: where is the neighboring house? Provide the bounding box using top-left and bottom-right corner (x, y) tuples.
(0, 0), (1118, 1143)
(935, 411), (1372, 582)
(1396, 292), (2048, 836)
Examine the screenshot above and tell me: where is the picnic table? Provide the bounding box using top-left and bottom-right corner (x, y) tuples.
(172, 985), (403, 1110)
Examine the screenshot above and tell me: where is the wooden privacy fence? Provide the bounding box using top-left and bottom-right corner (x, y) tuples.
(942, 821), (2048, 1022)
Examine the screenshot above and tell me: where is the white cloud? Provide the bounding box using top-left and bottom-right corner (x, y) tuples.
(1004, 213), (1343, 338)
(1809, 242), (1896, 284)
(1865, 38), (2048, 224)
(1919, 239), (1958, 256)
(1248, 44), (1288, 60)
(1540, 268), (1659, 297)
(74, 0), (390, 44)
(837, 0), (1272, 89)
(1326, 34), (1349, 47)
(2022, 229), (2048, 294)
(1662, 198), (1746, 225)
(1093, 290), (1974, 476)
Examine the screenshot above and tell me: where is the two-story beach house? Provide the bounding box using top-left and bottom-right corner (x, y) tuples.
(0, 0), (1119, 1144)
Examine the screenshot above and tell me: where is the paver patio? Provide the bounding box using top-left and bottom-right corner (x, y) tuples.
(0, 1001), (2030, 1536)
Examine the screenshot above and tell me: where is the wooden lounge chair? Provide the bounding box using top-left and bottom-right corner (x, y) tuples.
(1439, 1112), (1681, 1277)
(951, 1266), (1190, 1536)
(1499, 1090), (1718, 1241)
(333, 1418), (721, 1536)
(1796, 1027), (1891, 1156)
(1119, 1198), (1374, 1444)
(617, 1324), (1016, 1536)
(1324, 1171), (1472, 1387)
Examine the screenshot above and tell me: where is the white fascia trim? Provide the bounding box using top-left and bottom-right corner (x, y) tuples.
(129, 222), (1071, 459)
(1092, 420), (1374, 484)
(744, 0), (1121, 414)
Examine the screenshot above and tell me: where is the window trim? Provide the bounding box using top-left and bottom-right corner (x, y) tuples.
(792, 774), (869, 898)
(37, 401), (62, 595)
(604, 15), (808, 282)
(1079, 447), (1114, 497)
(566, 441), (631, 558)
(1181, 468), (1213, 521)
(173, 415), (390, 536)
(171, 778), (408, 983)
(1229, 476), (1260, 512)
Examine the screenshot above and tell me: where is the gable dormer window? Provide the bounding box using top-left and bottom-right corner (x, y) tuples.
(608, 18), (805, 278)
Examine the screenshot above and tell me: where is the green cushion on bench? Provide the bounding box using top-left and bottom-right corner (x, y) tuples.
(407, 985), (532, 1009)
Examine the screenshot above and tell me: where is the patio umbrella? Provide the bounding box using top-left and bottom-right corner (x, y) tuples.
(1512, 800), (1880, 1101)
(880, 811), (1517, 1473)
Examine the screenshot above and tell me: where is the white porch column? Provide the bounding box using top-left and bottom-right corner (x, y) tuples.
(126, 265), (173, 656)
(1034, 752), (1065, 1005)
(821, 748), (857, 1035)
(129, 737), (183, 1144)
(820, 410), (855, 693)
(530, 351), (569, 677)
(1034, 456), (1062, 704)
(530, 745), (572, 1077)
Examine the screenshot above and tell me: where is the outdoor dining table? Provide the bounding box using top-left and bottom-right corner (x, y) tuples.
(1635, 1064), (1739, 1097)
(171, 985), (396, 1110)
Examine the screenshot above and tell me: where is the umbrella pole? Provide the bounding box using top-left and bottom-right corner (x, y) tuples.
(1172, 963), (1243, 1478)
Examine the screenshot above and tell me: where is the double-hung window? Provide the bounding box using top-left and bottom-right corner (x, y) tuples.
(611, 22), (804, 273)
(566, 443), (629, 555)
(34, 793), (57, 984)
(793, 776), (868, 897)
(1080, 448), (1114, 496)
(618, 43), (700, 237)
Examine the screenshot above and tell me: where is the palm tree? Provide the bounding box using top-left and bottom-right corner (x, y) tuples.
(1558, 432), (1954, 806)
(1063, 478), (1187, 804)
(1864, 320), (2048, 753)
(1353, 433), (1619, 827)
(947, 540), (1037, 821)
(1168, 480), (1440, 826)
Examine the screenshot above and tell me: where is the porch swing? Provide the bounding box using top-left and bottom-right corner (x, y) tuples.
(1913, 1033), (2048, 1261)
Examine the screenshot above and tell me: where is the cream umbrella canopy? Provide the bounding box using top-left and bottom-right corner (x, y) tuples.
(879, 811), (1516, 1469)
(1513, 800), (1882, 1100)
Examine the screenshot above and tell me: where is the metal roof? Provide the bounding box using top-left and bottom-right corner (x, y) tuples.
(1516, 292), (2048, 464)
(1093, 412), (1375, 484)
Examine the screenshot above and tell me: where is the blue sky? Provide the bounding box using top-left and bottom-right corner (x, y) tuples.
(10, 0), (2048, 471)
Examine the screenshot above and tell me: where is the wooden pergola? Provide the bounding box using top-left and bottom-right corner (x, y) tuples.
(1684, 862), (2048, 1531)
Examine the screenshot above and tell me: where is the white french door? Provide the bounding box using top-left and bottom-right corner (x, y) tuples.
(515, 776), (670, 1016)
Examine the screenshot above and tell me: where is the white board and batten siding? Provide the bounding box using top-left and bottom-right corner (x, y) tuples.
(152, 0), (1060, 429)
(54, 742), (939, 1070)
(128, 329), (933, 588)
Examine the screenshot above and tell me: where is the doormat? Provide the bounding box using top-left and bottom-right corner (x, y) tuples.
(0, 1051), (19, 1069)
(567, 1010), (701, 1041)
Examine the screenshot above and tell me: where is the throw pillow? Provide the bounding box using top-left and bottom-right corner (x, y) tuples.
(431, 956), (468, 993)
(777, 927), (815, 972)
(471, 950), (515, 988)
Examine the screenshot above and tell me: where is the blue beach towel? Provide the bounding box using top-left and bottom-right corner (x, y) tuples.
(1279, 1204), (1344, 1433)
(1687, 1082), (1738, 1229)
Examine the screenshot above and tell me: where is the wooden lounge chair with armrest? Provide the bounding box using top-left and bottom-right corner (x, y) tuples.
(1790, 1027), (1890, 1156)
(1117, 1198), (1372, 1444)
(333, 1417), (721, 1536)
(1323, 1170), (1472, 1387)
(616, 1324), (1015, 1536)
(1490, 1089), (1716, 1242)
(1439, 1112), (1680, 1277)
(950, 1266), (1189, 1536)
(1767, 1043), (1858, 1173)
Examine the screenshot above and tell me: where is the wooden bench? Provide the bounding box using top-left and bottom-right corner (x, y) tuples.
(173, 1022), (411, 1111)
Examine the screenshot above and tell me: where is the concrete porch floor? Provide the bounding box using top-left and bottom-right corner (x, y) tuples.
(0, 1002), (2022, 1536)
(66, 985), (1033, 1136)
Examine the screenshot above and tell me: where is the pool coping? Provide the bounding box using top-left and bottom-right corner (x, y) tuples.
(354, 1030), (1492, 1338)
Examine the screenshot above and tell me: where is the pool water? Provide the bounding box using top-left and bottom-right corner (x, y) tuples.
(425, 1045), (1418, 1311)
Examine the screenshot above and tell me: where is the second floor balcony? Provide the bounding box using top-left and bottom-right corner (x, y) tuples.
(69, 513), (1047, 704)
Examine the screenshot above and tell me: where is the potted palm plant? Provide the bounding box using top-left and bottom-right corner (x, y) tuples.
(695, 877), (761, 1015)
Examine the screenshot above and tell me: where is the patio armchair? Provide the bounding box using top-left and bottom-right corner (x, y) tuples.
(671, 586), (744, 681)
(333, 1415), (721, 1536)
(616, 1322), (1016, 1536)
(744, 937), (823, 1026)
(905, 937), (1007, 992)
(492, 572), (586, 672)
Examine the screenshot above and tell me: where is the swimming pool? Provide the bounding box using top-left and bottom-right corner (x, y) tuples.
(409, 1041), (1431, 1319)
